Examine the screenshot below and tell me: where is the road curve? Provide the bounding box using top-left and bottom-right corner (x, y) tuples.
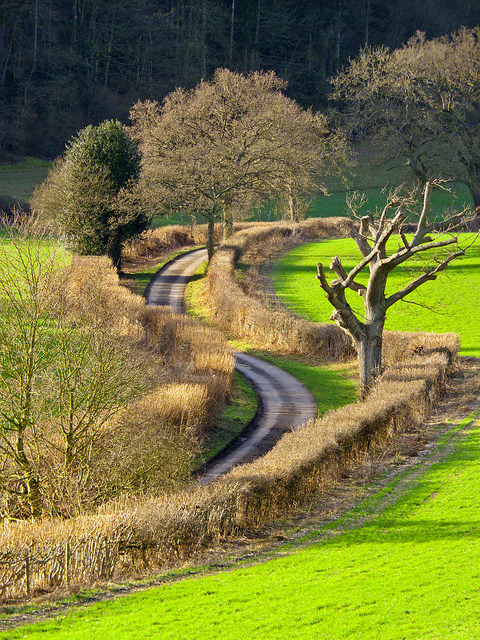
(145, 248), (209, 314)
(145, 248), (317, 482)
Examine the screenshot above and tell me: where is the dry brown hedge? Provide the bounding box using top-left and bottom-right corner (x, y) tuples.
(205, 218), (355, 359)
(0, 338), (456, 600)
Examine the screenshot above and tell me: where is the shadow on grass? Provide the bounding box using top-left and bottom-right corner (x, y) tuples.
(326, 517), (480, 546)
(322, 428), (480, 547)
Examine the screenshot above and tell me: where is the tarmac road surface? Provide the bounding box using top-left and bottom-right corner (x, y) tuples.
(145, 248), (317, 482)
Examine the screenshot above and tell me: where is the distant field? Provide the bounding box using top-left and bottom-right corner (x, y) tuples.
(273, 234), (480, 357)
(0, 158), (51, 204)
(1, 154), (471, 225)
(153, 183), (473, 228)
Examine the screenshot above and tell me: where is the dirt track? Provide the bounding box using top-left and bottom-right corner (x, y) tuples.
(145, 248), (317, 482)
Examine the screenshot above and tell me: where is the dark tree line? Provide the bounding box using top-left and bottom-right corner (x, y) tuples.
(1, 0), (480, 159)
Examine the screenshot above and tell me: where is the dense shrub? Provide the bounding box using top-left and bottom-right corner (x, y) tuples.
(32, 121), (149, 268)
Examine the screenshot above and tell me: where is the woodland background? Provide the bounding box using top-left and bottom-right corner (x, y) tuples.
(2, 0), (480, 160)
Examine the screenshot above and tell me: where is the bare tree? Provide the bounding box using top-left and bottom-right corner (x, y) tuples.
(316, 182), (470, 398)
(130, 68), (348, 261)
(331, 28), (480, 217)
(0, 223), (144, 518)
(0, 227), (62, 518)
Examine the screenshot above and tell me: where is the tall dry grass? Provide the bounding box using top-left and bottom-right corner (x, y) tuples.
(0, 253), (235, 521)
(0, 220), (461, 602)
(205, 218), (355, 359)
(64, 256), (234, 429)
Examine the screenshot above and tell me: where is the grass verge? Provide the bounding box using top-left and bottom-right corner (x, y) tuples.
(0, 158), (51, 204)
(251, 352), (357, 418)
(4, 406), (479, 639)
(196, 370), (258, 466)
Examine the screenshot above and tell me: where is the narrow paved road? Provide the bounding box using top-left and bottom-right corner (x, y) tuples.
(146, 248), (208, 314)
(146, 248), (317, 482)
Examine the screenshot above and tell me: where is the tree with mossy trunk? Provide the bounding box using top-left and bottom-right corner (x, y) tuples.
(316, 182), (470, 398)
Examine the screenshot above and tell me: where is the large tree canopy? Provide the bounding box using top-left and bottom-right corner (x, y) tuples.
(332, 27), (480, 216)
(32, 120), (149, 268)
(130, 68), (347, 260)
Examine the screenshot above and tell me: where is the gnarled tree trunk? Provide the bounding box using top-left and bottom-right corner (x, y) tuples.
(354, 321), (384, 399)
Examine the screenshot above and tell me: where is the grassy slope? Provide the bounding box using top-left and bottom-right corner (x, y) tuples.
(4, 161), (478, 638)
(5, 409), (479, 640)
(273, 234), (480, 357)
(0, 158), (51, 204)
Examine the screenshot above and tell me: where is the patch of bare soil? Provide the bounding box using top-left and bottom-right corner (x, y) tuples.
(1, 357), (479, 632)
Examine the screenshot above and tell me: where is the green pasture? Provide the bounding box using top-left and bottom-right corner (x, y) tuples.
(273, 234), (480, 357)
(5, 409), (480, 639)
(305, 182), (472, 221)
(0, 158), (51, 204)
(152, 182), (472, 228)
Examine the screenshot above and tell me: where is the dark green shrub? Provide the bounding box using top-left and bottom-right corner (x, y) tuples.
(32, 120), (150, 269)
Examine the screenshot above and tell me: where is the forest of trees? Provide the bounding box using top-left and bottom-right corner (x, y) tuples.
(2, 0), (480, 159)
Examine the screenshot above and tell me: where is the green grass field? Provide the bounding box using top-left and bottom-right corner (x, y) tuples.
(4, 408), (479, 639)
(2, 162), (479, 638)
(152, 183), (473, 228)
(273, 234), (480, 357)
(0, 158), (51, 204)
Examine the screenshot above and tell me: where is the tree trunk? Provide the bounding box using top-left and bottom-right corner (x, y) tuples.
(16, 437), (42, 518)
(468, 180), (480, 221)
(355, 324), (383, 399)
(229, 0), (235, 66)
(107, 233), (122, 272)
(207, 211), (215, 262)
(287, 192), (297, 221)
(222, 205), (233, 240)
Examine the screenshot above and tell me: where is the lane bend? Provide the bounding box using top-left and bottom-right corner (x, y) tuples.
(145, 248), (317, 483)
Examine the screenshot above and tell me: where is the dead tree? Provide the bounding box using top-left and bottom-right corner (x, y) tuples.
(316, 182), (469, 398)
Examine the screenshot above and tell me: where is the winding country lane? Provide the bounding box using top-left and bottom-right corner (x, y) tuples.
(145, 248), (317, 483)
